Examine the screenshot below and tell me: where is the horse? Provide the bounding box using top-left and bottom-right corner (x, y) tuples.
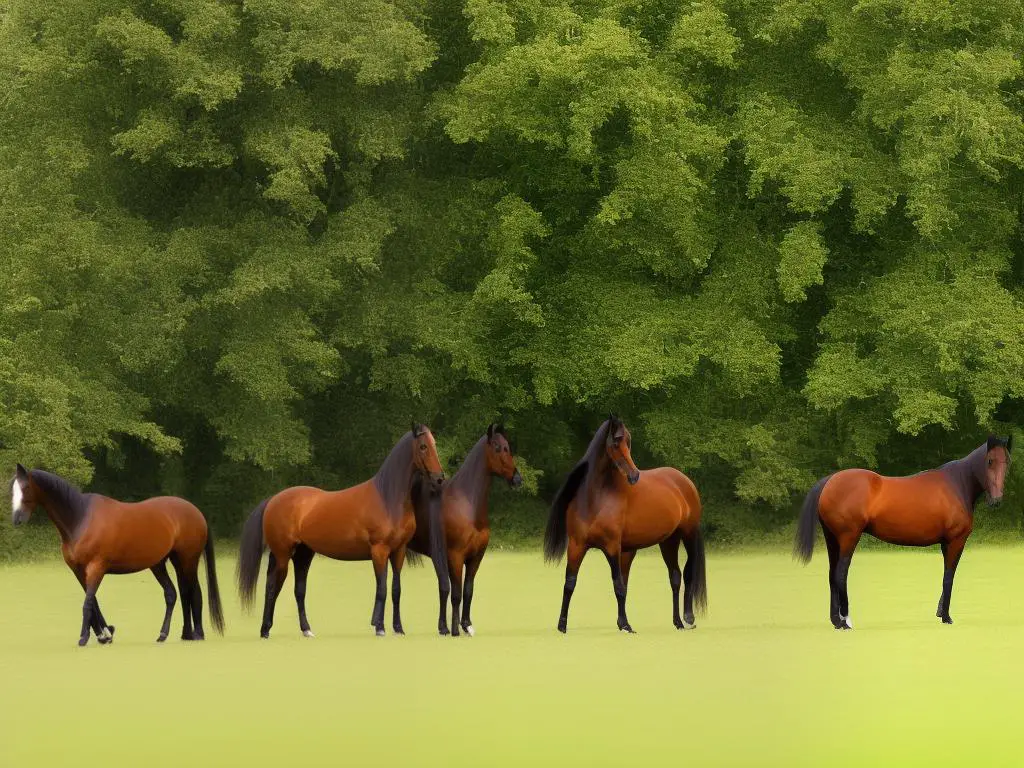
(236, 423), (446, 638)
(9, 465), (224, 646)
(794, 435), (1013, 629)
(543, 414), (708, 633)
(408, 423), (522, 637)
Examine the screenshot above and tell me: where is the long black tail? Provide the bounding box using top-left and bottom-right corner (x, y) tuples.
(204, 535), (225, 634)
(544, 462), (587, 562)
(687, 526), (708, 616)
(794, 475), (831, 563)
(237, 498), (268, 612)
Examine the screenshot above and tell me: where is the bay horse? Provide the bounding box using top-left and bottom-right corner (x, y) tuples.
(9, 464), (224, 646)
(795, 435), (1012, 629)
(544, 415), (707, 633)
(408, 423), (522, 637)
(236, 424), (446, 638)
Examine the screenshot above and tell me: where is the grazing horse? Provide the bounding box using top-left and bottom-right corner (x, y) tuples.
(236, 424), (446, 638)
(544, 415), (708, 633)
(409, 423), (523, 637)
(795, 435), (1013, 629)
(9, 465), (224, 646)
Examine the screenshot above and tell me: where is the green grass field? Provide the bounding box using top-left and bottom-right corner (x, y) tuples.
(2, 545), (1022, 766)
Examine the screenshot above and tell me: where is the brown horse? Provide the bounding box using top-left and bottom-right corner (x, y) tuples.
(409, 423), (522, 636)
(795, 435), (1013, 629)
(236, 424), (446, 638)
(544, 415), (707, 633)
(9, 465), (224, 646)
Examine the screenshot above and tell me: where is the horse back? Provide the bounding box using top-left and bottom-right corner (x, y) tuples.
(70, 495), (206, 573)
(270, 481), (413, 560)
(821, 469), (969, 545)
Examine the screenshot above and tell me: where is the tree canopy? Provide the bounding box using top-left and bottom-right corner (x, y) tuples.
(3, 0), (1024, 536)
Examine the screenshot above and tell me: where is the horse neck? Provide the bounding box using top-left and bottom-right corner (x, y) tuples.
(33, 476), (85, 542)
(450, 441), (493, 527)
(940, 447), (986, 512)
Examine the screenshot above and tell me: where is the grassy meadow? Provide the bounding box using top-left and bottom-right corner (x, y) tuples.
(1, 545), (1022, 766)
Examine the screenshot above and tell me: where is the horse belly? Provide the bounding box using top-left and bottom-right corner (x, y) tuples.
(94, 516), (176, 573)
(621, 503), (683, 550)
(300, 524), (372, 561)
(867, 507), (951, 546)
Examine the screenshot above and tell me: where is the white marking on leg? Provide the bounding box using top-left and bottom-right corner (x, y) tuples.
(465, 625), (475, 637)
(302, 629), (315, 638)
(841, 615), (853, 628)
(11, 478), (23, 513)
(99, 626), (112, 641)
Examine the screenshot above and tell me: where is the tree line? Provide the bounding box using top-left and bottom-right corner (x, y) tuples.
(3, 0), (1024, 539)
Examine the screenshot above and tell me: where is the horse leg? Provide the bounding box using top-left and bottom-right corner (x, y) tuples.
(822, 524), (843, 629)
(461, 551), (485, 636)
(557, 538), (586, 633)
(292, 544), (315, 637)
(835, 534), (859, 630)
(188, 559), (205, 640)
(170, 555), (196, 640)
(937, 537), (967, 624)
(370, 545), (389, 636)
(151, 560), (177, 642)
(260, 553), (289, 639)
(604, 544), (633, 634)
(436, 552), (452, 636)
(659, 536), (684, 629)
(449, 553), (465, 638)
(72, 567), (114, 643)
(390, 547), (407, 635)
(78, 562), (105, 647)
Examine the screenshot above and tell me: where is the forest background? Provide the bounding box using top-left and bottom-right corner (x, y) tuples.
(4, 0), (1024, 557)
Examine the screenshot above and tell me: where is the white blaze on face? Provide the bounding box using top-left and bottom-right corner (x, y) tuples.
(11, 478), (23, 514)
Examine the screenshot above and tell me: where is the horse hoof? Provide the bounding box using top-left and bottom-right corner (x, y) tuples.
(678, 621), (695, 630)
(841, 615), (853, 629)
(618, 624), (635, 634)
(260, 633), (270, 639)
(302, 629), (315, 638)
(156, 633), (168, 643)
(941, 616), (953, 625)
(438, 626), (450, 636)
(374, 627), (386, 637)
(463, 625), (475, 637)
(393, 627), (405, 636)
(557, 619), (568, 634)
(452, 627), (460, 637)
(78, 637), (89, 647)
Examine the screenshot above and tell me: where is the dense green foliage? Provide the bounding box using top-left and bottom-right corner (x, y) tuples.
(3, 0), (1024, 538)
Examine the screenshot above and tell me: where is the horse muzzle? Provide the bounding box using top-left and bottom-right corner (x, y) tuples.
(987, 495), (1003, 508)
(509, 470), (523, 489)
(11, 509), (28, 526)
(429, 472), (445, 491)
(627, 469), (640, 485)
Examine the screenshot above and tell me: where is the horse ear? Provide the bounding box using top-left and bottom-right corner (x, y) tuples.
(15, 463), (28, 483)
(496, 423), (506, 435)
(411, 421), (419, 437)
(987, 435), (999, 452)
(487, 423), (495, 439)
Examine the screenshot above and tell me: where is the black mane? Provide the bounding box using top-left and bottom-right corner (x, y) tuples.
(29, 469), (92, 529)
(544, 419), (616, 562)
(372, 432), (418, 522)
